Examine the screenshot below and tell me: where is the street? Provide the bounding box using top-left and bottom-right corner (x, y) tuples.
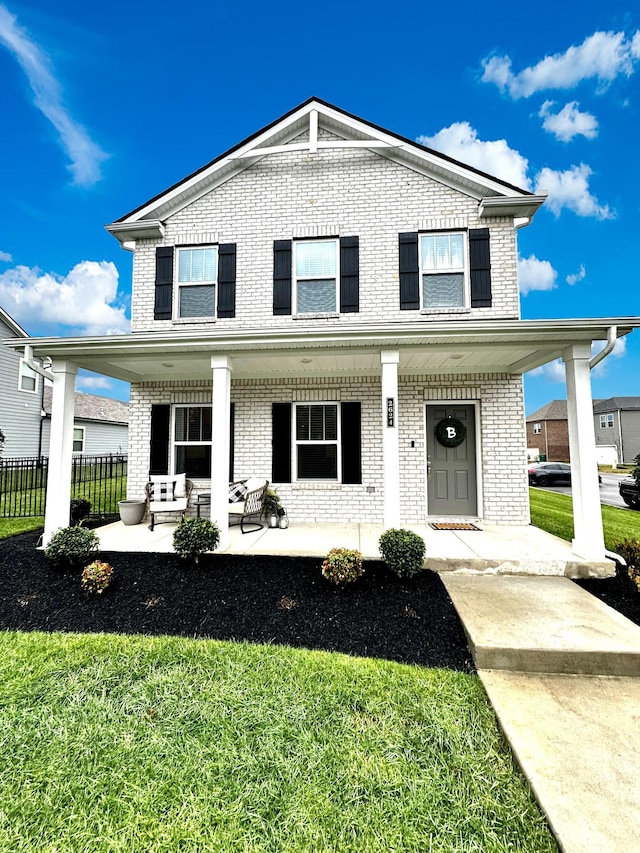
(540, 472), (635, 511)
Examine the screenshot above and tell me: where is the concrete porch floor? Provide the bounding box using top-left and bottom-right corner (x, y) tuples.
(95, 518), (613, 577)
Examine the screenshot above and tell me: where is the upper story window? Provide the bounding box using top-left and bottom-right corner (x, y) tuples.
(177, 247), (218, 319)
(599, 413), (614, 429)
(294, 240), (338, 314)
(19, 358), (38, 393)
(420, 232), (467, 309)
(295, 403), (339, 480)
(533, 423), (541, 435)
(73, 427), (85, 453)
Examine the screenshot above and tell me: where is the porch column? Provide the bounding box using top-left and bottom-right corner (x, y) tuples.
(211, 356), (232, 550)
(563, 344), (605, 560)
(381, 350), (400, 529)
(43, 360), (78, 547)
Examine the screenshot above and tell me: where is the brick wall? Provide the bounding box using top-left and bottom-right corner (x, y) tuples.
(127, 372), (529, 526)
(526, 420), (570, 461)
(131, 139), (520, 331)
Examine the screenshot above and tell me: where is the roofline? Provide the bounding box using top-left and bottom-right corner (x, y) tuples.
(110, 97), (535, 225)
(0, 306), (28, 338)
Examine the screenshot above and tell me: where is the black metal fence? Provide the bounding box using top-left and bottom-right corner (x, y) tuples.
(0, 454), (128, 519)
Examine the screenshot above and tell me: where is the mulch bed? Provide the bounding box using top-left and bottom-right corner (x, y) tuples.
(574, 570), (640, 626)
(0, 531), (475, 673)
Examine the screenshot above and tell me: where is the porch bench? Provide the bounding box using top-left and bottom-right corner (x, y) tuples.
(228, 477), (268, 533)
(145, 474), (193, 531)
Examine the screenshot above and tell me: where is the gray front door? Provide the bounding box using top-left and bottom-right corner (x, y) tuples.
(426, 405), (477, 516)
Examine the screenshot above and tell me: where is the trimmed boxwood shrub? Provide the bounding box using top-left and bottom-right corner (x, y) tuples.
(173, 517), (220, 565)
(321, 547), (364, 586)
(44, 526), (100, 571)
(379, 528), (426, 578)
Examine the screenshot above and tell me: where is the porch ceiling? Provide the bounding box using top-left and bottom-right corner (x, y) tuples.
(8, 318), (639, 384)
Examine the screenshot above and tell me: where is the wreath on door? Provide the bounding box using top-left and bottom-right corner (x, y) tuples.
(435, 417), (467, 448)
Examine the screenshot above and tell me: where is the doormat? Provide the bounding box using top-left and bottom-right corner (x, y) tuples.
(429, 522), (481, 531)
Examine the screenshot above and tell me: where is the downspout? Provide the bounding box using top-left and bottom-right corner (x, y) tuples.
(587, 327), (625, 566)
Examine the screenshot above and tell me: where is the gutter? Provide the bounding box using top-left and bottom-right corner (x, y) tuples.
(589, 325), (617, 370)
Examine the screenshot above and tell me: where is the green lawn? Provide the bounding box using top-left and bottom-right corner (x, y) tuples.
(0, 631), (557, 853)
(529, 488), (640, 551)
(0, 517), (44, 539)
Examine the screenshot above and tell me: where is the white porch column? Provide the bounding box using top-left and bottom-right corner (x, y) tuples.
(563, 344), (605, 560)
(381, 350), (400, 529)
(43, 360), (78, 546)
(211, 355), (232, 550)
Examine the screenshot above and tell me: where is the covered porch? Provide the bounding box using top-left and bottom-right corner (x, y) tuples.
(94, 517), (613, 578)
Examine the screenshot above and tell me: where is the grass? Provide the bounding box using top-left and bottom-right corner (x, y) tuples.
(0, 517), (44, 539)
(529, 488), (640, 551)
(0, 631), (557, 853)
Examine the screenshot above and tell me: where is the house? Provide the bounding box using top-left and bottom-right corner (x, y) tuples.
(41, 388), (129, 457)
(593, 397), (640, 465)
(0, 306), (44, 458)
(7, 98), (640, 563)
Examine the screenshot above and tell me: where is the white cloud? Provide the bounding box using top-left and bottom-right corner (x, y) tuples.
(566, 264), (586, 285)
(539, 101), (598, 142)
(482, 30), (640, 98)
(417, 122), (531, 188)
(76, 374), (114, 391)
(0, 260), (129, 335)
(0, 249), (12, 262)
(534, 163), (613, 219)
(528, 359), (566, 382)
(518, 255), (558, 295)
(0, 4), (107, 187)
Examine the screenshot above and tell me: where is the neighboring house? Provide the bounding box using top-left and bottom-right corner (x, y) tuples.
(41, 388), (128, 457)
(8, 98), (640, 561)
(593, 398), (640, 465)
(526, 400), (570, 462)
(0, 306), (45, 458)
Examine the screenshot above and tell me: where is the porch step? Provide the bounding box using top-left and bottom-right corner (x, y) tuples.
(442, 574), (640, 676)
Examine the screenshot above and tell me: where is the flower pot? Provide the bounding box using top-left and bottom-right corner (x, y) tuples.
(118, 499), (146, 526)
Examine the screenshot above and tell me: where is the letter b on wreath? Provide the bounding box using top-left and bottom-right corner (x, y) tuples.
(435, 417), (466, 448)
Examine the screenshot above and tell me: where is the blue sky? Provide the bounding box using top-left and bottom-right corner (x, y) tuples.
(0, 0), (638, 413)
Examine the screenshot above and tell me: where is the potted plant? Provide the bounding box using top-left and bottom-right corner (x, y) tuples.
(262, 488), (281, 528)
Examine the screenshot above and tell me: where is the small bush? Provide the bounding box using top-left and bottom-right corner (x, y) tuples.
(81, 560), (113, 595)
(321, 547), (363, 586)
(44, 526), (100, 570)
(379, 528), (426, 578)
(70, 499), (91, 526)
(173, 517), (220, 565)
(614, 538), (640, 570)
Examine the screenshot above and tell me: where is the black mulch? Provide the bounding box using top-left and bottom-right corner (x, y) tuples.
(574, 569), (640, 627)
(0, 531), (475, 673)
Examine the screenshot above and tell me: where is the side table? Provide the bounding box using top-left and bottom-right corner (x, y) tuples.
(196, 492), (211, 518)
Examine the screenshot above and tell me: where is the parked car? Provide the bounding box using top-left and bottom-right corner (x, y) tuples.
(528, 462), (602, 487)
(619, 477), (640, 509)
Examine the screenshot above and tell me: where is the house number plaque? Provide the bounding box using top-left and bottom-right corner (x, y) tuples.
(386, 397), (395, 427)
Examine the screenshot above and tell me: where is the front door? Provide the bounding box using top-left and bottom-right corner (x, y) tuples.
(426, 404), (477, 516)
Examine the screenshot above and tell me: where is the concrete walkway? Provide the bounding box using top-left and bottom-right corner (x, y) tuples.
(443, 573), (640, 853)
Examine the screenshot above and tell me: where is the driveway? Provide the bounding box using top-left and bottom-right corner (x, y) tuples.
(539, 473), (634, 511)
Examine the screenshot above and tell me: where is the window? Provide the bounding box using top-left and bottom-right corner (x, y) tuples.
(294, 403), (339, 479)
(533, 423), (541, 435)
(19, 358), (38, 393)
(294, 240), (338, 314)
(600, 413), (614, 429)
(73, 427), (85, 453)
(173, 406), (212, 478)
(177, 246), (217, 318)
(420, 232), (467, 309)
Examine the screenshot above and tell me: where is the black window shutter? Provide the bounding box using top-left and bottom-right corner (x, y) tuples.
(340, 236), (359, 313)
(399, 233), (420, 310)
(341, 402), (362, 484)
(229, 402), (235, 481)
(154, 247), (174, 320)
(273, 240), (292, 315)
(469, 228), (492, 307)
(272, 403), (292, 482)
(217, 243), (236, 318)
(149, 404), (170, 475)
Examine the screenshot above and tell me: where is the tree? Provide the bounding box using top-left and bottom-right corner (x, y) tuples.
(632, 453), (640, 489)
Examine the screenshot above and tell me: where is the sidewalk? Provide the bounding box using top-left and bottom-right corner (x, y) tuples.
(443, 573), (640, 853)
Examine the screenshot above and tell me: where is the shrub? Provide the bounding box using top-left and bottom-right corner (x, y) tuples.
(614, 538), (640, 569)
(44, 526), (100, 570)
(262, 488), (282, 519)
(378, 528), (426, 578)
(70, 498), (91, 526)
(321, 547), (363, 586)
(173, 517), (220, 565)
(81, 560), (113, 595)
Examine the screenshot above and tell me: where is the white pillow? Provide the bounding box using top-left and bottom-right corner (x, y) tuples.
(245, 477), (267, 492)
(173, 472), (186, 499)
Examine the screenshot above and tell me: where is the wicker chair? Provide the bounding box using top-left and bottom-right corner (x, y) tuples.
(228, 478), (268, 533)
(145, 474), (193, 531)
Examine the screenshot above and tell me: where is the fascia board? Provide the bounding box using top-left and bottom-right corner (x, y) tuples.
(0, 307), (28, 338)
